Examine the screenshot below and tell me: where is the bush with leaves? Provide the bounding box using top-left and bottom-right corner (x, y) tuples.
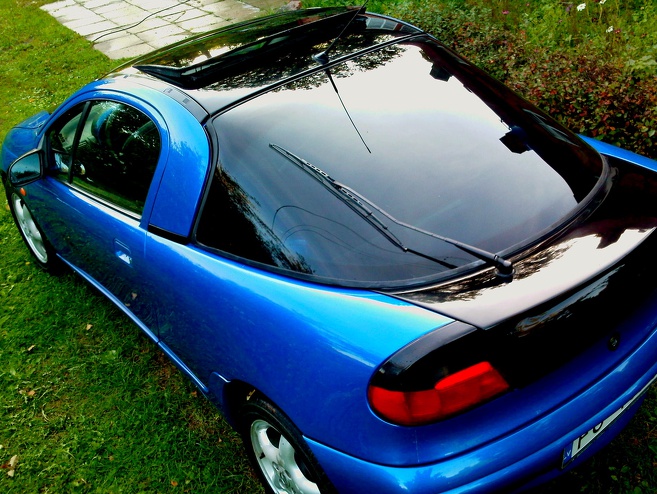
(511, 50), (657, 158)
(386, 0), (657, 158)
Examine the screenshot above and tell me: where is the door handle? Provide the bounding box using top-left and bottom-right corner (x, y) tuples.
(114, 239), (132, 266)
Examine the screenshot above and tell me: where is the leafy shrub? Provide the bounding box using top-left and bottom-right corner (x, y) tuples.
(512, 50), (657, 158)
(388, 0), (657, 159)
(304, 0), (657, 157)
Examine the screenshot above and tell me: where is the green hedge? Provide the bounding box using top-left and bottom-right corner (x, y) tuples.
(306, 0), (657, 159)
(389, 0), (657, 159)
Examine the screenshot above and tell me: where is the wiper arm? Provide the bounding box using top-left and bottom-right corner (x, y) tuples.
(338, 181), (514, 278)
(270, 143), (457, 270)
(270, 144), (514, 279)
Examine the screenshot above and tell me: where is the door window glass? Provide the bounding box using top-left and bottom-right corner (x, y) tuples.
(47, 103), (86, 180)
(71, 101), (161, 214)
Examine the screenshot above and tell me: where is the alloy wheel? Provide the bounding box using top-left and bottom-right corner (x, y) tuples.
(250, 418), (321, 494)
(11, 193), (48, 264)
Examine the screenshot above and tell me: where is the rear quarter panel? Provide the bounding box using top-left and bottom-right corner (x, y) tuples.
(142, 233), (454, 463)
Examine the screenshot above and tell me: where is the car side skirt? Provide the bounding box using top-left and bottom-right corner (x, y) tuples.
(57, 254), (210, 394)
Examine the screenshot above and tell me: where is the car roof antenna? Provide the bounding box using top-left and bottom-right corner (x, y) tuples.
(312, 2), (372, 153)
(325, 69), (372, 154)
(313, 0), (369, 65)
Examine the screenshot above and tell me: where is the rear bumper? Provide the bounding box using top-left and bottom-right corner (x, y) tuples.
(307, 335), (657, 493)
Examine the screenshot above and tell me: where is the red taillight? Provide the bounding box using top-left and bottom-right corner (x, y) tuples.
(368, 387), (442, 426)
(369, 361), (509, 426)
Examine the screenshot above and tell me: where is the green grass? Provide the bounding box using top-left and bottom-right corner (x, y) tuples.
(0, 255), (258, 492)
(0, 1), (261, 492)
(1, 0), (657, 493)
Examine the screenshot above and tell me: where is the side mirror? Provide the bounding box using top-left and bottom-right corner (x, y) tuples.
(9, 151), (43, 186)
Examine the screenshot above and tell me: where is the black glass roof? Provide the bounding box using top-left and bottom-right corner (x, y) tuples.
(117, 8), (420, 92)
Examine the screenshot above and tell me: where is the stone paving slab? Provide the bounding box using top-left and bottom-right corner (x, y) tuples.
(42, 0), (293, 59)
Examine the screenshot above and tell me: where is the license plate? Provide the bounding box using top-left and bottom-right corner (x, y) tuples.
(562, 374), (657, 468)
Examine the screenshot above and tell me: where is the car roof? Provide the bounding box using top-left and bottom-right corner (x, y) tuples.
(97, 9), (606, 288)
(108, 7), (423, 116)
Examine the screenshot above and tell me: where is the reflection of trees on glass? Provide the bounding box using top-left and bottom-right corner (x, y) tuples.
(203, 33), (404, 93)
(197, 167), (313, 274)
(142, 9), (353, 68)
(408, 241), (572, 305)
(285, 43), (405, 93)
(72, 102), (160, 214)
(136, 9), (411, 92)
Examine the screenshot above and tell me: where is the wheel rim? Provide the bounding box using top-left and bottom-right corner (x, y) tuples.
(11, 193), (48, 264)
(250, 419), (320, 494)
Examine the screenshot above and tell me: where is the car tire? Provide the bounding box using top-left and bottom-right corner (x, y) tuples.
(239, 393), (335, 494)
(7, 190), (59, 272)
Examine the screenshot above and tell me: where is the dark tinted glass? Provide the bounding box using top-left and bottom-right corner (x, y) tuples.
(197, 39), (605, 287)
(47, 103), (86, 180)
(71, 101), (161, 214)
(131, 9), (417, 93)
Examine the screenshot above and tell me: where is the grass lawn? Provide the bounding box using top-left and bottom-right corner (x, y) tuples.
(2, 0), (657, 493)
(0, 1), (262, 492)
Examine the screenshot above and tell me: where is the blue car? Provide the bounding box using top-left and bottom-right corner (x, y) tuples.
(3, 7), (657, 493)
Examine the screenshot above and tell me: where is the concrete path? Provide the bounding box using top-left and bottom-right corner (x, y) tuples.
(42, 0), (293, 59)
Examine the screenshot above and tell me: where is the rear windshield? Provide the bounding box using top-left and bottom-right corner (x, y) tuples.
(196, 38), (605, 288)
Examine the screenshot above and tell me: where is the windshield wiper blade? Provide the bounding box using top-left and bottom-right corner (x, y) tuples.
(270, 144), (514, 278)
(338, 181), (514, 278)
(270, 143), (457, 270)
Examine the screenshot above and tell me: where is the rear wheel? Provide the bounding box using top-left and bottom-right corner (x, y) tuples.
(7, 190), (58, 271)
(239, 393), (334, 494)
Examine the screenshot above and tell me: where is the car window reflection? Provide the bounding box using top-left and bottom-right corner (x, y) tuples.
(47, 101), (161, 215)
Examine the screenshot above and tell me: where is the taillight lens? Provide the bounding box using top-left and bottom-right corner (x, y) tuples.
(369, 361), (509, 426)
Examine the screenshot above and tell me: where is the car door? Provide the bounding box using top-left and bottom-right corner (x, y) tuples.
(33, 97), (163, 333)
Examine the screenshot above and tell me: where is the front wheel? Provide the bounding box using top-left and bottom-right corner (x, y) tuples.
(7, 190), (58, 271)
(239, 393), (334, 494)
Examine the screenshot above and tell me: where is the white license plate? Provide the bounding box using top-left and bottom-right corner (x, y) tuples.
(562, 374), (657, 468)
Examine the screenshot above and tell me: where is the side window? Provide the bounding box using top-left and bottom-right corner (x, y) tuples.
(72, 101), (161, 215)
(47, 100), (161, 215)
(47, 103), (86, 180)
